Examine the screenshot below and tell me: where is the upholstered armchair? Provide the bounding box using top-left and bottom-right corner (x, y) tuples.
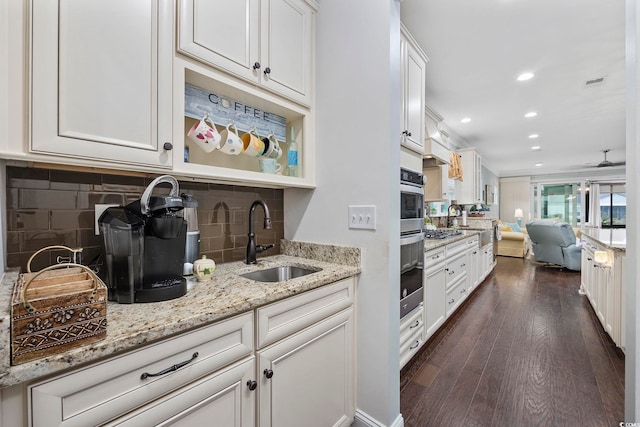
(525, 221), (582, 271)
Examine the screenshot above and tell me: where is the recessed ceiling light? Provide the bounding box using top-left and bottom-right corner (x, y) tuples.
(531, 145), (541, 151)
(529, 134), (539, 139)
(460, 117), (471, 123)
(535, 163), (543, 167)
(524, 112), (537, 118)
(517, 72), (535, 81)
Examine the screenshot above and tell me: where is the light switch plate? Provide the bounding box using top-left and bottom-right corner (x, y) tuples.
(95, 204), (120, 235)
(348, 205), (377, 230)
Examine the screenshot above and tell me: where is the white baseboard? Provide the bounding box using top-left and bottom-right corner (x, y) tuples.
(353, 409), (404, 427)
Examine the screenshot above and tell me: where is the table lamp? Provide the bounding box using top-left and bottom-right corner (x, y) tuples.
(514, 208), (524, 227)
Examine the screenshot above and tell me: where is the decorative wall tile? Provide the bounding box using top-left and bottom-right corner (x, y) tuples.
(5, 166), (284, 271)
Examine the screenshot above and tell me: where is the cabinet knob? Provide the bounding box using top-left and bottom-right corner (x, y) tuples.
(253, 62), (261, 70)
(163, 142), (173, 151)
(263, 67), (271, 75)
(247, 380), (257, 391)
(587, 258), (592, 261)
(402, 130), (412, 137)
(264, 369), (274, 379)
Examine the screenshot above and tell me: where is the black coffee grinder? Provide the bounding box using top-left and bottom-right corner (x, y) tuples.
(99, 175), (188, 303)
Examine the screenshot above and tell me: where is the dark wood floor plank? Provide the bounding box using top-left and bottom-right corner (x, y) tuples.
(400, 256), (625, 427)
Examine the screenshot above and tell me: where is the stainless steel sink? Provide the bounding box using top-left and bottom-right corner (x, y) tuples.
(239, 265), (321, 282)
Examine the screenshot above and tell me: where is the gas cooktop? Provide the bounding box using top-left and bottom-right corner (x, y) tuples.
(424, 229), (463, 240)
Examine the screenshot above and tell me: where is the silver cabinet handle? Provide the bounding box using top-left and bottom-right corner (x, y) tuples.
(460, 288), (466, 294)
(410, 340), (420, 350)
(448, 298), (455, 304)
(410, 320), (420, 329)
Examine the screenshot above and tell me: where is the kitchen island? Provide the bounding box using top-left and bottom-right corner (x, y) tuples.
(580, 228), (626, 350)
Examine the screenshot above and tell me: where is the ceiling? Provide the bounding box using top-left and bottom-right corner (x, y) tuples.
(400, 0), (626, 178)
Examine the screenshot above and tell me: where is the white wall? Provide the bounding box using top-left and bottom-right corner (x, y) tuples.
(284, 0), (402, 425)
(625, 0), (639, 421)
(0, 0), (8, 274)
(499, 177), (531, 223)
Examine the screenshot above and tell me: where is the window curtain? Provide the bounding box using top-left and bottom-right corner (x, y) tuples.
(589, 183), (601, 227)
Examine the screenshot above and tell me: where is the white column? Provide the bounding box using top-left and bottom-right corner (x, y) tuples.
(625, 0), (640, 421)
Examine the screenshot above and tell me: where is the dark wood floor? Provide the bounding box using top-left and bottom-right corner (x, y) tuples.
(400, 256), (625, 427)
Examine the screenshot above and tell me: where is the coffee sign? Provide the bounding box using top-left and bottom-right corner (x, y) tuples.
(185, 83), (287, 142)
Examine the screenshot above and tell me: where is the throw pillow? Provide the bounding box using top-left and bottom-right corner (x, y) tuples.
(500, 225), (513, 232)
(507, 222), (522, 233)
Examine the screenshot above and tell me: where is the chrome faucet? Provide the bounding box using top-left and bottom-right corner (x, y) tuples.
(246, 200), (274, 264)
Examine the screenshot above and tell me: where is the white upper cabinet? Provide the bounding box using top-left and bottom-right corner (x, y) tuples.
(456, 147), (483, 204)
(400, 24), (428, 155)
(30, 0), (174, 168)
(178, 0), (316, 107)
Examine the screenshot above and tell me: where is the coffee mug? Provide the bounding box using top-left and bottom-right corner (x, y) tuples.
(259, 158), (282, 174)
(187, 116), (221, 153)
(260, 133), (283, 159)
(218, 123), (244, 155)
(242, 130), (266, 157)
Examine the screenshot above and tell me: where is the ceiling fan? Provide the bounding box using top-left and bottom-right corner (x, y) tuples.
(594, 149), (625, 168)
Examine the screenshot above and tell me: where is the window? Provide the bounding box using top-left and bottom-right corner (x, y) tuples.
(600, 184), (626, 228)
(532, 183), (581, 226)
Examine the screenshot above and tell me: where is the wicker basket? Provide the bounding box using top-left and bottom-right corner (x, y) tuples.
(10, 262), (107, 365)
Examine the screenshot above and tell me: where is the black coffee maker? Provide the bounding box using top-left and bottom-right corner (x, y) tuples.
(99, 175), (188, 303)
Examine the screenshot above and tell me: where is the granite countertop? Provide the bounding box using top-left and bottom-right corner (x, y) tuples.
(0, 241), (361, 388)
(581, 228), (626, 251)
(424, 230), (482, 251)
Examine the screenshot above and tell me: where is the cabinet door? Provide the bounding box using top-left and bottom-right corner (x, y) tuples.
(178, 0), (260, 82)
(260, 0), (315, 106)
(424, 166), (449, 202)
(31, 0), (173, 168)
(401, 40), (426, 154)
(424, 264), (446, 339)
(106, 357), (256, 427)
(467, 247), (479, 289)
(257, 309), (354, 427)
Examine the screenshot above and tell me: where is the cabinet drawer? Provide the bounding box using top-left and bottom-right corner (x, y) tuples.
(445, 251), (467, 289)
(30, 312), (254, 427)
(446, 240), (468, 258)
(465, 236), (479, 249)
(400, 304), (424, 348)
(400, 323), (424, 368)
(425, 248), (445, 270)
(446, 274), (468, 317)
(257, 277), (355, 349)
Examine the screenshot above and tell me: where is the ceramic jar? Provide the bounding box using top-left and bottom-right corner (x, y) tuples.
(193, 255), (216, 281)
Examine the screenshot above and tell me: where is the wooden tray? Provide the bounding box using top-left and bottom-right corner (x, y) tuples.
(11, 263), (107, 365)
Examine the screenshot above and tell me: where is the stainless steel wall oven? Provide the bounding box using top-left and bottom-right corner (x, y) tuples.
(400, 168), (424, 319)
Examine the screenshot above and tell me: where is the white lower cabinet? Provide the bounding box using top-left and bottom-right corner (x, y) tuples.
(106, 357), (256, 427)
(400, 304), (424, 368)
(581, 236), (625, 349)
(445, 274), (468, 317)
(30, 312), (254, 427)
(28, 278), (356, 427)
(465, 237), (480, 290)
(257, 309), (354, 427)
(424, 248), (446, 340)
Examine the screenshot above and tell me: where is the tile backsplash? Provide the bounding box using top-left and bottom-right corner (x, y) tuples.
(6, 167), (284, 272)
